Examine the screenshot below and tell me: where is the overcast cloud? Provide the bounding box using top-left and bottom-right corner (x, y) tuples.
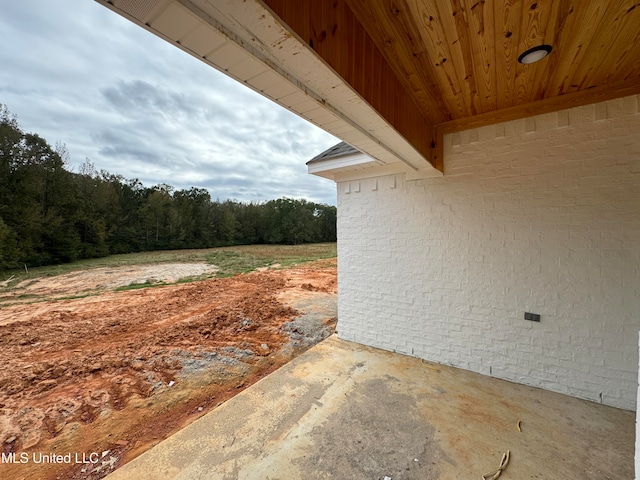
(0, 0), (338, 205)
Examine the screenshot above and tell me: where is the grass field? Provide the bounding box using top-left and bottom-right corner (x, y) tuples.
(0, 243), (337, 284)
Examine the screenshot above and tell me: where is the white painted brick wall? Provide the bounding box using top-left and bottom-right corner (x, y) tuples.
(336, 95), (640, 410)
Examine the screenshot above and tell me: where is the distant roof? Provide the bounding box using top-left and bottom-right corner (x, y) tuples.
(307, 142), (360, 164)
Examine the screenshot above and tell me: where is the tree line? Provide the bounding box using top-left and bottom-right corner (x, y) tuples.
(0, 105), (336, 271)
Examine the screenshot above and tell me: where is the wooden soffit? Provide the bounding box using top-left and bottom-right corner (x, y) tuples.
(264, 0), (640, 170)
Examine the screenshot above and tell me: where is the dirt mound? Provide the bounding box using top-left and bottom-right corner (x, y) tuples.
(0, 261), (336, 480)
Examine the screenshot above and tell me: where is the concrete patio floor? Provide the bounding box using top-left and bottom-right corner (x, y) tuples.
(106, 335), (634, 480)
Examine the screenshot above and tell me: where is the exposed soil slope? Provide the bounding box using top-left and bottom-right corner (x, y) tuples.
(0, 259), (337, 480)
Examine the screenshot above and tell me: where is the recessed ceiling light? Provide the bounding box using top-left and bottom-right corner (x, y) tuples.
(518, 44), (552, 64)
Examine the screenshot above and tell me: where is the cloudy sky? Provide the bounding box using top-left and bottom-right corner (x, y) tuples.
(0, 0), (339, 205)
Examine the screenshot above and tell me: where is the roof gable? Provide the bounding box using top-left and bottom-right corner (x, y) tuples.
(307, 142), (359, 164)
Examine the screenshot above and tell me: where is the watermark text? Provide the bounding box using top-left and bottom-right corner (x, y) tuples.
(1, 452), (101, 465)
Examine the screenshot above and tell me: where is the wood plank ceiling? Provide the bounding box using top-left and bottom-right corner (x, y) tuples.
(264, 0), (640, 169)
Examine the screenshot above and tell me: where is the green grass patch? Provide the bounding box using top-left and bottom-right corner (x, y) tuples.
(206, 243), (337, 277)
(15, 293), (39, 300)
(0, 243), (337, 285)
(52, 293), (97, 301)
(206, 251), (271, 277)
(114, 280), (168, 292)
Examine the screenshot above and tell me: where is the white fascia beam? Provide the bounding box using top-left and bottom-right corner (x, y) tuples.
(95, 0), (442, 178)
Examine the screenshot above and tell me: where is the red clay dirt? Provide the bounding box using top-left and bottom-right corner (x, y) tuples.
(0, 259), (337, 480)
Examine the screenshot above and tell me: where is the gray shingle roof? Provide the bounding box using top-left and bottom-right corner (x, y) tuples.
(307, 142), (359, 164)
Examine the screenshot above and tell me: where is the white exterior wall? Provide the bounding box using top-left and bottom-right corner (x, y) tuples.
(336, 95), (640, 410)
